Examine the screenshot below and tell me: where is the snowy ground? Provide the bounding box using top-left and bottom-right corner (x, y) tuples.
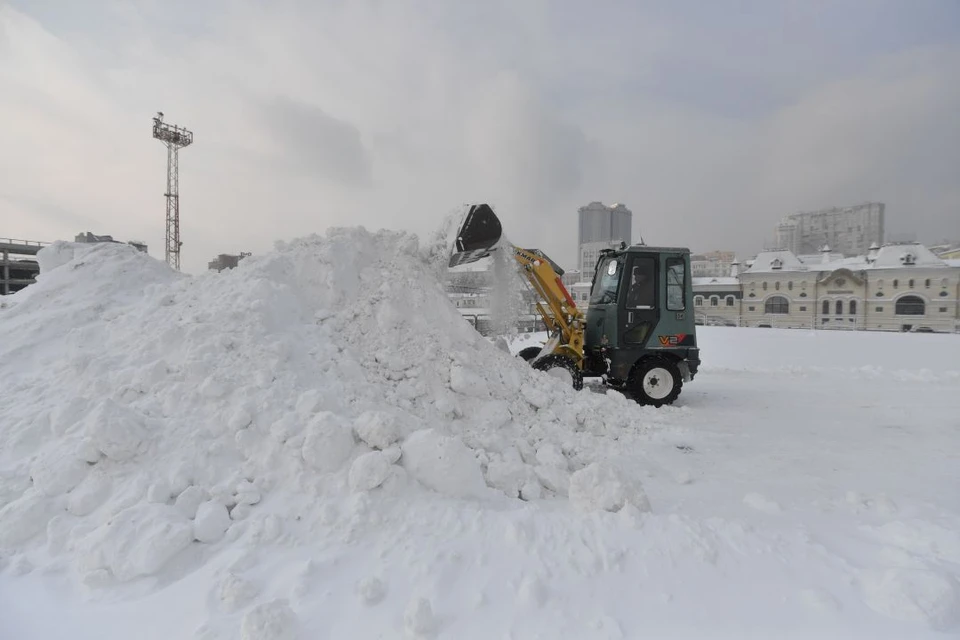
(1, 235), (959, 639)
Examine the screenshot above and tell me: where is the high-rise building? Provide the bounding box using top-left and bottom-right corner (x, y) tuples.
(691, 251), (737, 278)
(577, 202), (632, 279)
(774, 202), (884, 256)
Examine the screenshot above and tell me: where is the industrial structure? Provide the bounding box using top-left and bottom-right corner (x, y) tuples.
(152, 112), (194, 271)
(208, 252), (251, 272)
(0, 238), (47, 295)
(75, 232), (148, 253)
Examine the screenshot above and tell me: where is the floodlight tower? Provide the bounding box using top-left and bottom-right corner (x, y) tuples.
(152, 112), (194, 271)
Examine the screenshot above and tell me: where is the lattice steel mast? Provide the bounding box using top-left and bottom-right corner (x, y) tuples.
(152, 112), (194, 271)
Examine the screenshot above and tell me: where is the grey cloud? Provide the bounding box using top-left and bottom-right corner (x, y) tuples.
(258, 98), (372, 187)
(2, 1), (959, 274)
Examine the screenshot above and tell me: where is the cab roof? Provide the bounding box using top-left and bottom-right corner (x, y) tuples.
(605, 245), (691, 256)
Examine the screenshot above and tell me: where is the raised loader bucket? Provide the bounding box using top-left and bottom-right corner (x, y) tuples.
(448, 203), (504, 268)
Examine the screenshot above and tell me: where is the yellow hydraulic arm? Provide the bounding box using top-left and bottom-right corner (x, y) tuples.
(511, 247), (586, 368)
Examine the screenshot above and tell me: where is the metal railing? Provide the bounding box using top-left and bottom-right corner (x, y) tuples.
(0, 238), (51, 248)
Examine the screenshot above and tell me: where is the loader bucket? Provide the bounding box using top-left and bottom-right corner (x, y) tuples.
(448, 203), (503, 268)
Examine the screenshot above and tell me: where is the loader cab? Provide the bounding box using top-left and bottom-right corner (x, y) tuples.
(584, 246), (700, 406)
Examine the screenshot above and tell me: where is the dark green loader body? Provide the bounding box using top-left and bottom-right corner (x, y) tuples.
(582, 247), (700, 405)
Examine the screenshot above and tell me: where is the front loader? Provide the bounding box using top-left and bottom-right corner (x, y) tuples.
(449, 203), (700, 406)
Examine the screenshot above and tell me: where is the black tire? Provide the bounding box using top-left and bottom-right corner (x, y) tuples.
(628, 358), (682, 407)
(517, 346), (542, 362)
(531, 354), (583, 391)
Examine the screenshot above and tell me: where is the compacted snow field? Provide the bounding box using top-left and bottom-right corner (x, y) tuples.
(0, 227), (958, 640)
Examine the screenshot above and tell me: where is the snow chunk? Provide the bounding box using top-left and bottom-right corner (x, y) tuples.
(357, 576), (387, 605)
(404, 597), (436, 637)
(30, 445), (89, 497)
(568, 463), (651, 513)
(80, 504), (193, 582)
(219, 573), (259, 613)
(67, 473), (112, 516)
(36, 241), (77, 273)
(484, 447), (535, 498)
(84, 399), (148, 461)
(301, 411), (355, 473)
(354, 411), (402, 450)
(743, 492), (782, 514)
(240, 599), (298, 640)
(175, 486), (210, 519)
(401, 429), (489, 499)
(194, 501), (231, 543)
(861, 567), (960, 630)
(348, 450), (398, 492)
(0, 491), (54, 547)
(520, 384), (550, 410)
(449, 364), (489, 398)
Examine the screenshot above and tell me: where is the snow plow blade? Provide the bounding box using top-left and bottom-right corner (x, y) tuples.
(448, 203), (503, 268)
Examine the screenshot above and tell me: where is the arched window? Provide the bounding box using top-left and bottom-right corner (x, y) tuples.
(895, 296), (925, 316)
(908, 279), (915, 288)
(710, 296), (719, 307)
(836, 300), (843, 315)
(822, 300), (830, 315)
(694, 295), (703, 307)
(925, 279), (930, 288)
(765, 296), (789, 314)
(788, 281), (793, 290)
(762, 282), (768, 291)
(725, 295), (735, 307)
(893, 279), (898, 289)
(775, 282), (780, 291)
(849, 300), (857, 315)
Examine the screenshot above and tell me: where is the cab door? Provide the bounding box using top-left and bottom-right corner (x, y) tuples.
(619, 253), (659, 348)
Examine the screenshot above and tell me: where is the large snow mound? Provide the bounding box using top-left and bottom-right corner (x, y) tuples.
(0, 226), (650, 589)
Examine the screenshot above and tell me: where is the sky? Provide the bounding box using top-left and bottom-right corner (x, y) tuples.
(1, 0), (959, 273)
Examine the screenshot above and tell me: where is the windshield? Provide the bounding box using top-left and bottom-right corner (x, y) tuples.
(590, 256), (624, 305)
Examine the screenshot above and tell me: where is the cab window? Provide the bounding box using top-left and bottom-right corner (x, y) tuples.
(666, 257), (685, 311)
(590, 256), (623, 305)
(625, 257), (656, 309)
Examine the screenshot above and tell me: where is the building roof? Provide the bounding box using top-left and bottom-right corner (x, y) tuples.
(693, 277), (739, 286)
(743, 250), (808, 273)
(868, 243), (947, 269)
(745, 242), (955, 275)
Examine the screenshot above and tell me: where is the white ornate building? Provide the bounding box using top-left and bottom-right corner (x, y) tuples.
(694, 242), (960, 333)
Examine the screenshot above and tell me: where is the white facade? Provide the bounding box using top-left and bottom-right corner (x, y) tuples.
(692, 277), (741, 326)
(775, 202), (885, 257)
(695, 243), (960, 333)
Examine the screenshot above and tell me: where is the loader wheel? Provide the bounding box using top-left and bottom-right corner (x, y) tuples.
(629, 358), (682, 407)
(531, 354), (583, 391)
(517, 346), (542, 362)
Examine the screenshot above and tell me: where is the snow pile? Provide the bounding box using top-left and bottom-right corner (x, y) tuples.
(0, 225), (652, 593)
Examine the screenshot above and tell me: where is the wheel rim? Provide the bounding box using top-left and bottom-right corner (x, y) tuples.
(642, 367), (673, 400)
(545, 366), (574, 386)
